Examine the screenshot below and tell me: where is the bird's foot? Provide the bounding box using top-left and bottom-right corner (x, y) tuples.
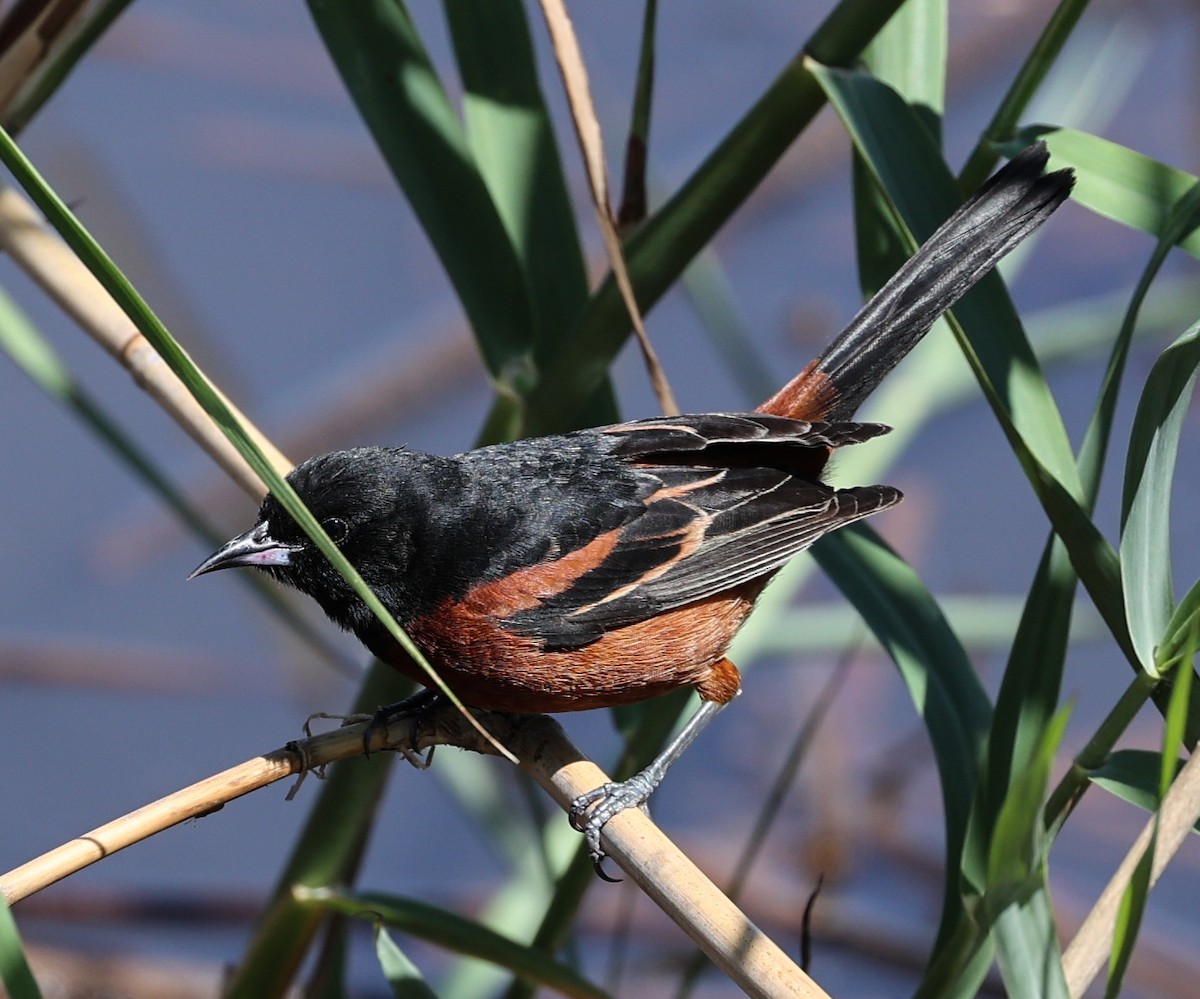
(569, 769), (662, 882)
(362, 688), (443, 767)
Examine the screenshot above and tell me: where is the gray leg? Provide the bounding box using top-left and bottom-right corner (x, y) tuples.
(569, 697), (732, 878)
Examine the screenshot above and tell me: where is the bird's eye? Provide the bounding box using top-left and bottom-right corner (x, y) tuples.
(322, 517), (349, 546)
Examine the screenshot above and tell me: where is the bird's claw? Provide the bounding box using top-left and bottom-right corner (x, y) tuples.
(568, 774), (658, 881)
(362, 689), (443, 759)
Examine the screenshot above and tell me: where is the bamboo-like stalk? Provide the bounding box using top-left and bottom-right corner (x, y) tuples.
(538, 0), (679, 417)
(1, 707), (827, 999)
(1062, 746), (1200, 996)
(0, 184), (289, 494)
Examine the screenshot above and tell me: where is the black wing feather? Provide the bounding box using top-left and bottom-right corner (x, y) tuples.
(501, 414), (901, 650)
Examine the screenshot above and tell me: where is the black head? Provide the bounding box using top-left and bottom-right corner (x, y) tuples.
(191, 447), (430, 634)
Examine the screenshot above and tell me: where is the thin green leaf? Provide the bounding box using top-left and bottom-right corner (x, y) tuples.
(854, 0), (947, 291)
(1089, 750), (1189, 822)
(1044, 674), (1160, 838)
(1094, 171), (1200, 674)
(1159, 576), (1200, 675)
(442, 0), (618, 431)
(986, 707), (1073, 999)
(0, 894), (41, 999)
(308, 0), (539, 392)
(1161, 635), (1196, 796)
(1105, 637), (1194, 997)
(1105, 842), (1153, 999)
(958, 0), (1093, 190)
(301, 888), (610, 999)
(1122, 321), (1200, 675)
(813, 525), (989, 936)
(1023, 462), (1135, 664)
(862, 0), (946, 141)
(983, 111), (1166, 817)
(227, 666), (410, 997)
(1, 0), (137, 135)
(993, 891), (1069, 999)
(375, 924), (438, 999)
(1031, 180), (1200, 839)
(810, 67), (1088, 977)
(1007, 127), (1200, 260)
(974, 539), (1077, 878)
(521, 0), (909, 434)
(616, 0), (657, 227)
(811, 64), (1082, 492)
(443, 0), (588, 355)
(987, 706), (1071, 897)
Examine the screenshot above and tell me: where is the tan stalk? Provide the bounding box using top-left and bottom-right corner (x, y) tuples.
(538, 0), (679, 416)
(1, 707), (826, 999)
(1062, 746), (1200, 996)
(0, 184), (288, 494)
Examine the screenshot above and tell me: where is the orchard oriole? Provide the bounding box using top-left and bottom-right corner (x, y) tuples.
(193, 143), (1073, 872)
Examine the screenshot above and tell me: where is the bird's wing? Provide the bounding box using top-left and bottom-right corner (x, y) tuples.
(499, 414), (900, 649)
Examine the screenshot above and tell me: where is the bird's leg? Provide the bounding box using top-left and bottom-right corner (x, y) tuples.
(569, 695), (734, 879)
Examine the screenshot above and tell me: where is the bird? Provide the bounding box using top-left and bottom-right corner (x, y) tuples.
(192, 143), (1073, 874)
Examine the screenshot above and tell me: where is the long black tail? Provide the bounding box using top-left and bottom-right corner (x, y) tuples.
(760, 143), (1074, 422)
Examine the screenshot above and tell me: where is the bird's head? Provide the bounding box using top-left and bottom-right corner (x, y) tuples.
(190, 447), (422, 633)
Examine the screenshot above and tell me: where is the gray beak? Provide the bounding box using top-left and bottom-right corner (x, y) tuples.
(189, 522), (299, 579)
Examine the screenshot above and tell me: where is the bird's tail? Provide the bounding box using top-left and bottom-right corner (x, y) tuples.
(759, 143), (1074, 422)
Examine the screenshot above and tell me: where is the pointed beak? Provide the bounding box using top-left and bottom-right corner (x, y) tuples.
(189, 522), (300, 579)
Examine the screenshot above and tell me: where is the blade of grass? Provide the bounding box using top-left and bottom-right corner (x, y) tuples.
(442, 0), (618, 433)
(985, 707), (1073, 998)
(521, 0), (909, 434)
(308, 0), (539, 394)
(851, 0), (948, 319)
(958, 0), (1093, 191)
(1089, 750), (1191, 821)
(538, 0), (678, 415)
(0, 893), (40, 999)
(810, 65), (1081, 981)
(1036, 191), (1200, 846)
(861, 0), (945, 143)
(616, 0), (657, 228)
(1105, 635), (1194, 998)
(445, 0), (589, 342)
(1006, 127), (1200, 259)
(1158, 576), (1200, 676)
(301, 887), (610, 999)
(0, 285), (358, 673)
(375, 923), (439, 999)
(1, 0), (136, 135)
(981, 121), (1200, 881)
(1121, 319), (1200, 675)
